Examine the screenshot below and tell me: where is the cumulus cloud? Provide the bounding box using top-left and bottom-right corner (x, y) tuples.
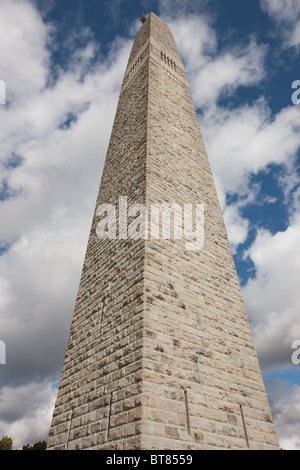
(260, 0), (300, 21)
(202, 101), (300, 196)
(265, 379), (300, 450)
(194, 99), (300, 259)
(260, 0), (300, 47)
(0, 0), (51, 93)
(242, 214), (300, 372)
(0, 0), (132, 446)
(222, 205), (249, 252)
(191, 40), (266, 109)
(0, 381), (57, 449)
(163, 14), (266, 109)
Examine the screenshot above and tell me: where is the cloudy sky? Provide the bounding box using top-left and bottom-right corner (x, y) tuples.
(0, 0), (300, 450)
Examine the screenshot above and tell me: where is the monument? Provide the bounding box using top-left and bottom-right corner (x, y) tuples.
(47, 12), (279, 450)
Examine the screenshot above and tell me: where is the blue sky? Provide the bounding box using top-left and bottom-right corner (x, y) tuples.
(0, 0), (300, 450)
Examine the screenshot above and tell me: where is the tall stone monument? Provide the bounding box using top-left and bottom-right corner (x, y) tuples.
(47, 12), (279, 450)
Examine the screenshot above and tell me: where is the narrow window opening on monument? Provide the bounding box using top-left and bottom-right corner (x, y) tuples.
(240, 404), (250, 448)
(106, 393), (113, 441)
(65, 410), (74, 450)
(184, 390), (191, 436)
(99, 301), (104, 333)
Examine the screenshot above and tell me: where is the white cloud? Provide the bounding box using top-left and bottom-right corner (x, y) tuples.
(291, 21), (300, 48)
(0, 214), (89, 379)
(242, 215), (300, 373)
(202, 101), (300, 197)
(191, 40), (266, 108)
(0, 0), (132, 446)
(166, 14), (217, 70)
(260, 0), (300, 47)
(0, 0), (132, 243)
(0, 0), (52, 101)
(223, 204), (249, 253)
(265, 379), (300, 450)
(164, 15), (266, 109)
(0, 381), (57, 449)
(260, 0), (300, 23)
(197, 100), (300, 257)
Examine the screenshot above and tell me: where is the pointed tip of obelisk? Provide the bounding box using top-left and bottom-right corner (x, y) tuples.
(139, 11), (161, 25)
(125, 11), (183, 75)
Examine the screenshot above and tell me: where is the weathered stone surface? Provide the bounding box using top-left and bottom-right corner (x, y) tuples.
(47, 12), (279, 450)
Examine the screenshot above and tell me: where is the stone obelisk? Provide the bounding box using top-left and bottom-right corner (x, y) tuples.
(47, 12), (279, 450)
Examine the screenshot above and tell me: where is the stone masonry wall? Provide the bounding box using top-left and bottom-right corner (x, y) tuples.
(47, 13), (279, 450)
(47, 23), (150, 450)
(139, 13), (278, 450)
